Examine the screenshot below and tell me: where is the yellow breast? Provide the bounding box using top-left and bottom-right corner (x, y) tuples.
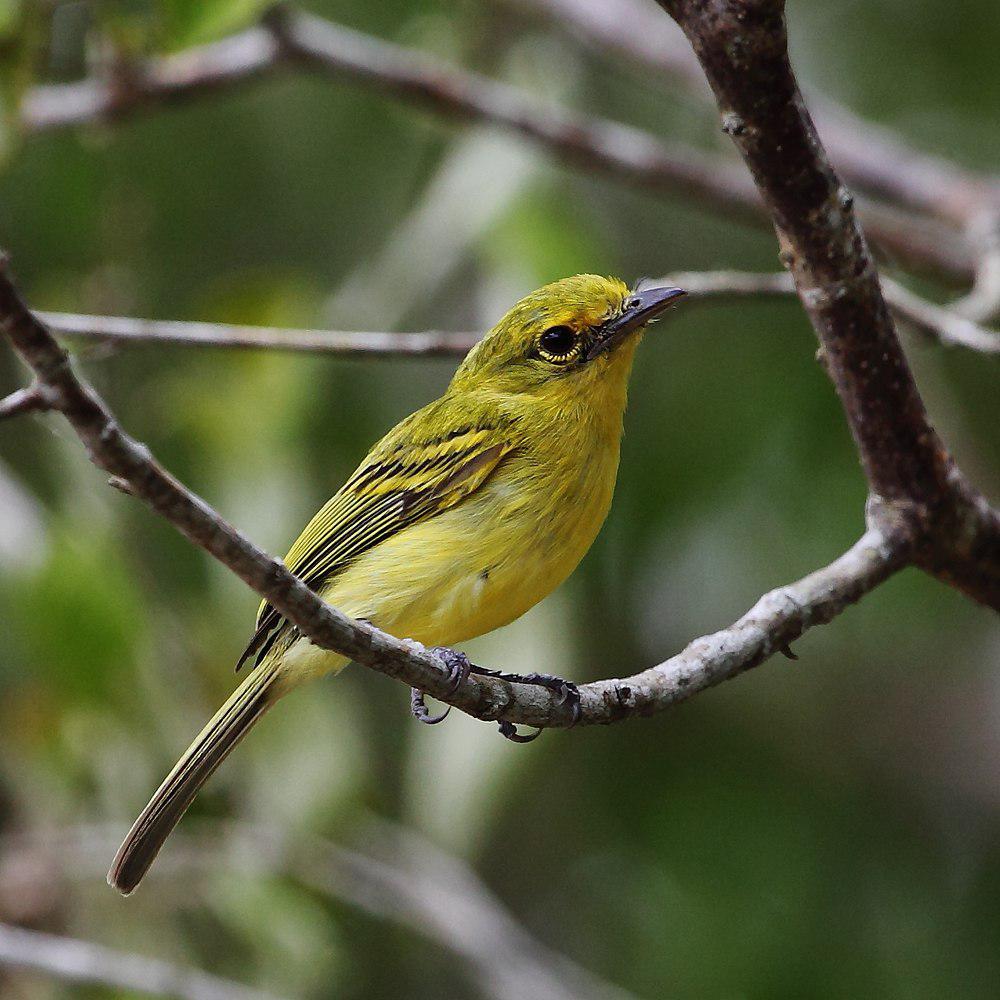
(321, 418), (621, 650)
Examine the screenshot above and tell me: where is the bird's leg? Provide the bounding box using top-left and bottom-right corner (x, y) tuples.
(409, 645), (471, 726)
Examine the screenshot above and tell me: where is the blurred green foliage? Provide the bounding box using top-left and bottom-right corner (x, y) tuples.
(0, 1), (998, 998)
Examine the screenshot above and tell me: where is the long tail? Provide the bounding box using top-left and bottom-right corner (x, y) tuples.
(108, 661), (283, 895)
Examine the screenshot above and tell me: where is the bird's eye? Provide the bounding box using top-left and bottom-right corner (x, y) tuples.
(537, 325), (579, 362)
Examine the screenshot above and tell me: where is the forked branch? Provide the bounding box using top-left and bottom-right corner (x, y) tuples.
(658, 0), (1000, 611)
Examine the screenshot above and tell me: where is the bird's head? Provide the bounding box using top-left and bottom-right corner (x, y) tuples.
(450, 274), (685, 409)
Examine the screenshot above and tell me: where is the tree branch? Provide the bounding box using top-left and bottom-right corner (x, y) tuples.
(507, 0), (1000, 230)
(0, 383), (56, 419)
(36, 311), (478, 357)
(0, 266), (911, 729)
(580, 525), (909, 721)
(21, 25), (283, 131)
(658, 0), (1000, 611)
(880, 276), (1000, 355)
(18, 9), (977, 284)
(0, 923), (283, 1000)
(951, 210), (1000, 323)
(32, 272), (999, 358)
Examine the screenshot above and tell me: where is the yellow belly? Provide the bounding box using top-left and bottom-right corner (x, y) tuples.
(280, 441), (619, 682)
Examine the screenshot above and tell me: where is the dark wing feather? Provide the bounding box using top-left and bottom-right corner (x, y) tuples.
(236, 420), (512, 670)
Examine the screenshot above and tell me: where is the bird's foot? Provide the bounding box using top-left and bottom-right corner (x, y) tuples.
(409, 646), (473, 726)
(408, 653), (580, 743)
(469, 666), (581, 721)
(468, 666), (581, 741)
(433, 646), (474, 693)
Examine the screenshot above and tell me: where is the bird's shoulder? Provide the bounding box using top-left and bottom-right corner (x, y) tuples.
(351, 394), (517, 487)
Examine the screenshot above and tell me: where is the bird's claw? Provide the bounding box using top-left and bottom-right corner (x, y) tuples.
(497, 720), (542, 743)
(470, 667), (582, 730)
(410, 686), (450, 725)
(409, 646), (473, 726)
(466, 667), (582, 740)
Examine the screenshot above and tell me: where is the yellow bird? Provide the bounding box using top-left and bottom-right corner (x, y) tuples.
(108, 274), (685, 894)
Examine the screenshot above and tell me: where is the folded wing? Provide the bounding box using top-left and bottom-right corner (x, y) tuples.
(237, 416), (514, 669)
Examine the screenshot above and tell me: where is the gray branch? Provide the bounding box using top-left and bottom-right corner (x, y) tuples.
(881, 276), (1000, 355)
(0, 382), (56, 419)
(32, 271), (999, 358)
(951, 211), (1000, 324)
(37, 311), (478, 357)
(19, 7), (977, 284)
(0, 923), (283, 1000)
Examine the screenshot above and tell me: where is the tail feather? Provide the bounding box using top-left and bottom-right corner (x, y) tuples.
(108, 663), (280, 895)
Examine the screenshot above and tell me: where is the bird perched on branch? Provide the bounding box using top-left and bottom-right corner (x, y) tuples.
(108, 274), (685, 894)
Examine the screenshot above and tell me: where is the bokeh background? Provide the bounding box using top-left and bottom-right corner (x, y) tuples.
(1, 1), (999, 997)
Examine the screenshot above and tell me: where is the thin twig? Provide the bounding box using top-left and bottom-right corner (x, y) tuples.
(270, 10), (752, 226)
(0, 267), (911, 728)
(17, 9), (977, 284)
(0, 923), (283, 1000)
(274, 8), (986, 286)
(0, 383), (55, 419)
(882, 276), (1000, 355)
(21, 26), (283, 130)
(951, 210), (1000, 324)
(37, 311), (479, 356)
(34, 271), (1000, 357)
